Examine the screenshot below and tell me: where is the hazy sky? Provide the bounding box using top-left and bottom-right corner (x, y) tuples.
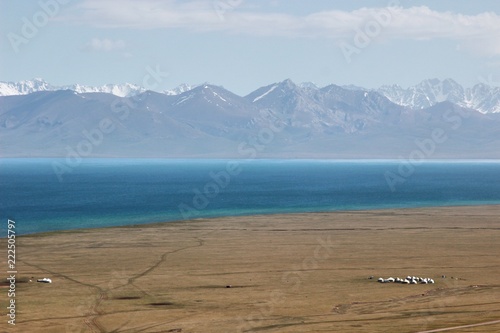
(1, 0), (499, 95)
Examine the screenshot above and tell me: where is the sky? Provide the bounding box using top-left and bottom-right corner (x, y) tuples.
(1, 0), (499, 95)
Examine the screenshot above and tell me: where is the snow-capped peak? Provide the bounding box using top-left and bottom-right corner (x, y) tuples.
(378, 78), (499, 113)
(68, 82), (144, 97)
(279, 78), (297, 89)
(163, 83), (198, 96)
(0, 78), (54, 96)
(0, 79), (145, 97)
(299, 82), (319, 90)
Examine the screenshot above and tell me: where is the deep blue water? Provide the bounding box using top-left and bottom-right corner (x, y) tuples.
(1, 159), (499, 235)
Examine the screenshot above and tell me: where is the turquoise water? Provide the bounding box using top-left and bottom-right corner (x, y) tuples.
(1, 159), (500, 235)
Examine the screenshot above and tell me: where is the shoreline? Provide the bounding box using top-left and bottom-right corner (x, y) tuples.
(19, 202), (500, 238)
(4, 158), (500, 237)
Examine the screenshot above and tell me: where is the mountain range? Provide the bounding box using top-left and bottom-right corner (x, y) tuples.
(1, 78), (499, 113)
(0, 78), (197, 98)
(377, 78), (500, 114)
(1, 78), (499, 158)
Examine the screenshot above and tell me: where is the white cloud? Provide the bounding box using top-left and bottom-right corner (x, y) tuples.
(84, 38), (126, 52)
(67, 1), (500, 55)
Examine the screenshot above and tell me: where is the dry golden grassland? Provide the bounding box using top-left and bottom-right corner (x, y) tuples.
(1, 205), (500, 332)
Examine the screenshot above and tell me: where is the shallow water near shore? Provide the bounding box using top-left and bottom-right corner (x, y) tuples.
(1, 159), (500, 235)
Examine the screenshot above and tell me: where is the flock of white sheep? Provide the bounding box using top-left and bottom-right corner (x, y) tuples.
(376, 276), (435, 284)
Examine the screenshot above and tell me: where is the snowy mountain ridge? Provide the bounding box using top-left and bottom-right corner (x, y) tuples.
(377, 78), (500, 114)
(1, 78), (499, 113)
(0, 78), (198, 98)
(1, 78), (500, 158)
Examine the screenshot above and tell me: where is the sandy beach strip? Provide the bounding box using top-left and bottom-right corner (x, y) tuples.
(2, 205), (500, 332)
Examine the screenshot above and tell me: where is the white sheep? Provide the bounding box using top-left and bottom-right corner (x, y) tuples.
(375, 275), (436, 285)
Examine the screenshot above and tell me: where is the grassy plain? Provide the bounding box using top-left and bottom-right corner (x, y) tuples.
(2, 205), (500, 332)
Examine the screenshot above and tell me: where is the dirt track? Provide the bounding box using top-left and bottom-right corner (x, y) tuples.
(416, 319), (500, 332)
